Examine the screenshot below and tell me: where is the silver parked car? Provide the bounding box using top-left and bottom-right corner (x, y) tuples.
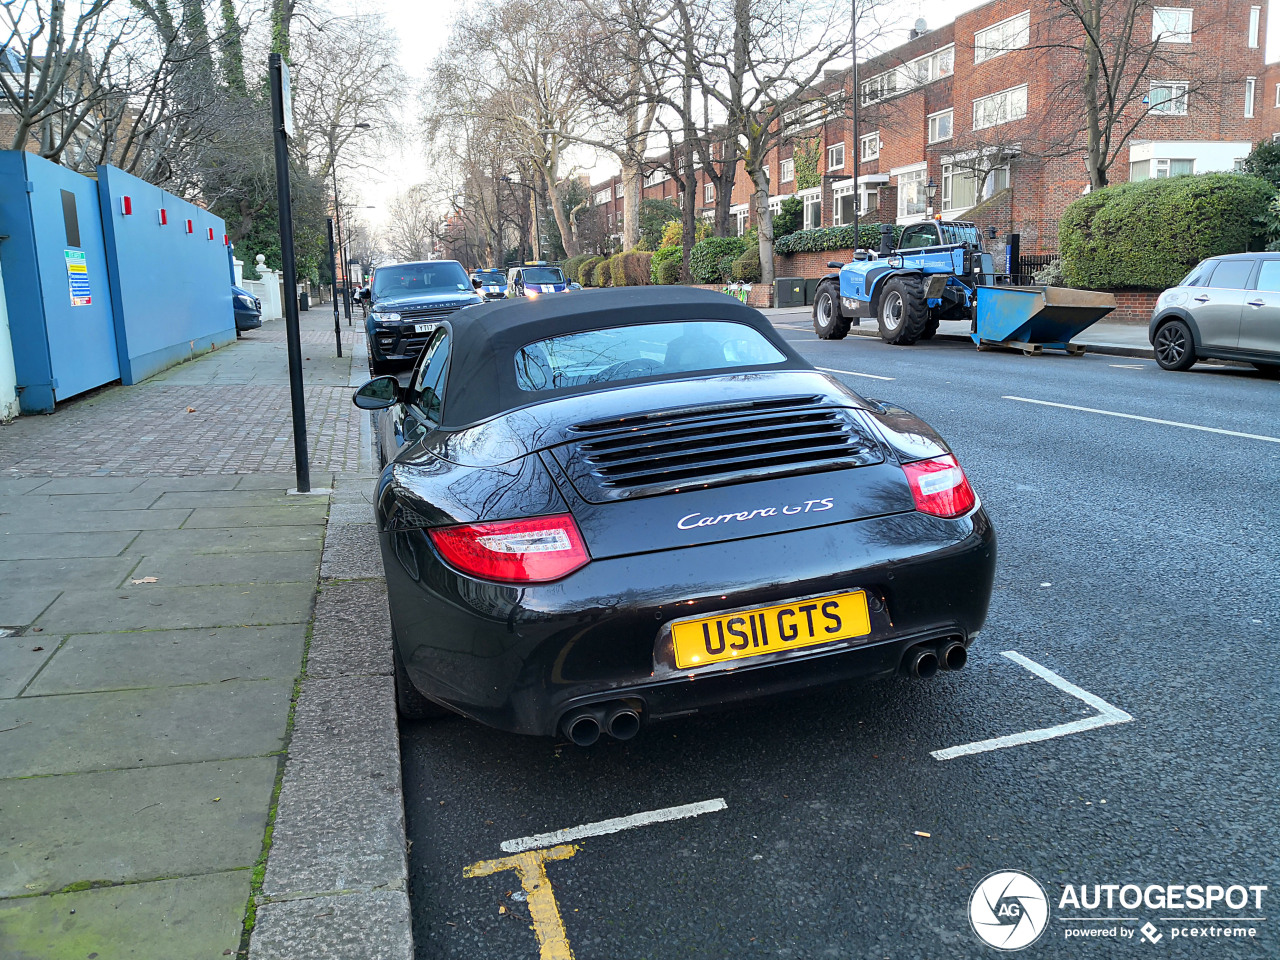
(1149, 253), (1280, 374)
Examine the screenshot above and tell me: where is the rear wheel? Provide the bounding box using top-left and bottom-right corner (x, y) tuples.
(392, 626), (452, 720)
(876, 277), (929, 345)
(812, 282), (850, 340)
(1153, 319), (1196, 371)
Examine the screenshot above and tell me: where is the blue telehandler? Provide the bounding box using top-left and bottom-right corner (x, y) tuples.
(812, 219), (1114, 352)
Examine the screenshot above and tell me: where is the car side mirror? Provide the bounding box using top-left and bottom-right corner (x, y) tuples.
(826, 261), (844, 269)
(569, 282), (582, 290)
(352, 376), (401, 410)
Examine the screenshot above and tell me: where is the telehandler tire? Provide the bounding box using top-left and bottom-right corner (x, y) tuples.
(876, 276), (929, 345)
(812, 281), (851, 340)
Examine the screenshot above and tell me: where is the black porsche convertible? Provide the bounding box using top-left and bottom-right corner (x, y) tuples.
(353, 287), (995, 744)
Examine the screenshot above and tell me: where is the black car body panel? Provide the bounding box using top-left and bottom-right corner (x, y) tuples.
(361, 287), (996, 737)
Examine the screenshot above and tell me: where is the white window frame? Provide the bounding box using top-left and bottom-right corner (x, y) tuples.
(1149, 80), (1189, 116)
(827, 142), (845, 170)
(704, 182), (715, 204)
(1249, 6), (1262, 47)
(644, 168), (669, 187)
(860, 132), (880, 161)
(1246, 77), (1256, 118)
(594, 188), (611, 205)
(973, 84), (1028, 130)
(927, 109), (954, 144)
(780, 157), (795, 183)
(1152, 7), (1192, 44)
(894, 164), (928, 221)
(802, 191), (822, 230)
(974, 11), (1030, 64)
(615, 183), (625, 198)
(860, 44), (954, 104)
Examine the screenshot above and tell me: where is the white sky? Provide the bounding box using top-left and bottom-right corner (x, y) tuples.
(352, 0), (1280, 231)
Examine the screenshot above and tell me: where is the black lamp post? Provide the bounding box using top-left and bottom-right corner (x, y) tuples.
(925, 179), (938, 217)
(331, 122), (372, 324)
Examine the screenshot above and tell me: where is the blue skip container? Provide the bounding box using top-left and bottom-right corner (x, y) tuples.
(973, 285), (1116, 355)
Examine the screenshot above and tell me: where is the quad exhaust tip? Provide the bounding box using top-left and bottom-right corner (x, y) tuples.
(942, 641), (968, 671)
(906, 647), (940, 679)
(561, 701), (644, 746)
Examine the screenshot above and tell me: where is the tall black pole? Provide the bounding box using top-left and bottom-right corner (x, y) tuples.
(327, 217), (342, 358)
(331, 163), (352, 324)
(850, 0), (860, 250)
(269, 53), (310, 494)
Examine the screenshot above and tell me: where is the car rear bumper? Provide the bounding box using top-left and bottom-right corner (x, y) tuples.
(383, 507), (996, 736)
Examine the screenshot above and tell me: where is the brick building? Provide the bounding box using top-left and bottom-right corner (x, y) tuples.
(590, 0), (1269, 257)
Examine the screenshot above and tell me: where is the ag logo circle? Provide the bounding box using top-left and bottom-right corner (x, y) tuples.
(969, 869), (1050, 951)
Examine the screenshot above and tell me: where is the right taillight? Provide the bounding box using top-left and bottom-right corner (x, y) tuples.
(902, 455), (976, 518)
(427, 513), (590, 583)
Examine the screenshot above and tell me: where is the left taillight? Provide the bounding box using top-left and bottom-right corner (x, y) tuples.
(427, 513), (590, 583)
(902, 455), (977, 518)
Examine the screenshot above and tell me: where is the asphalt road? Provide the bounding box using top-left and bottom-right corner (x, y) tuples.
(401, 316), (1279, 960)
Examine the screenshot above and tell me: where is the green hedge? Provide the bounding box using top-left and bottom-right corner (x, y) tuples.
(731, 244), (762, 282)
(689, 236), (747, 284)
(650, 245), (682, 283)
(774, 223), (901, 255)
(773, 196), (803, 239)
(656, 258), (681, 284)
(578, 256), (605, 287)
(593, 257), (614, 287)
(610, 251), (653, 286)
(1059, 173), (1273, 291)
(563, 254), (593, 284)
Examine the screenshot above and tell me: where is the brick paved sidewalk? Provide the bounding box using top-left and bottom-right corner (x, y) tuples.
(0, 307), (378, 959)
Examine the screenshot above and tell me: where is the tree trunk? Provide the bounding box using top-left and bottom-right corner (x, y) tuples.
(752, 167), (775, 290)
(621, 161), (642, 251)
(1082, 2), (1106, 189)
(543, 175), (579, 259)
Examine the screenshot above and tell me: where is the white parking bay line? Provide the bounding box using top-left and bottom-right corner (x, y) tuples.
(500, 798), (728, 854)
(1004, 396), (1280, 444)
(931, 651), (1133, 761)
(817, 366), (896, 381)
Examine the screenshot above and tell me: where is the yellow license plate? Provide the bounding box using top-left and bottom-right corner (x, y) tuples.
(670, 591), (871, 670)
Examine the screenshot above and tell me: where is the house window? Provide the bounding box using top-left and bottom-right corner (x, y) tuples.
(1130, 158), (1194, 181)
(780, 158), (795, 183)
(860, 45), (953, 104)
(1275, 82), (1280, 108)
(897, 168), (928, 219)
(973, 84), (1028, 129)
(942, 164), (978, 212)
(860, 132), (880, 161)
(1149, 81), (1189, 116)
(974, 11), (1030, 64)
(1250, 6), (1262, 47)
(1246, 78), (1256, 118)
(615, 183), (625, 198)
(594, 188), (611, 205)
(704, 183), (715, 203)
(827, 142), (845, 170)
(803, 193), (821, 230)
(928, 109), (953, 143)
(735, 209), (748, 235)
(1152, 7), (1192, 43)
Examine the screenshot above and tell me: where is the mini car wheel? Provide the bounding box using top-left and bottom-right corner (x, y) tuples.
(877, 277), (928, 345)
(1154, 319), (1196, 371)
(812, 282), (850, 340)
(393, 626), (452, 720)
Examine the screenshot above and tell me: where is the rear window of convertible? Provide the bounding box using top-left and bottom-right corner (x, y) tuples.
(513, 320), (787, 391)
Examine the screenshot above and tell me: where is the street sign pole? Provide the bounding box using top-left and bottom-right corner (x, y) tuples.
(269, 52), (311, 494)
(327, 217), (342, 358)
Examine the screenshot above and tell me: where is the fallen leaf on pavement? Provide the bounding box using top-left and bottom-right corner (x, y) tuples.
(131, 577), (159, 584)
(186, 407), (196, 413)
(913, 831), (931, 838)
(31, 646), (43, 652)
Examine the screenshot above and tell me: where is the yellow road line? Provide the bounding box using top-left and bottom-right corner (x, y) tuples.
(464, 843), (579, 960)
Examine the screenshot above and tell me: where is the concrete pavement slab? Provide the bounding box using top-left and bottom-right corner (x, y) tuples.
(33, 581), (317, 633)
(0, 680), (293, 777)
(307, 580), (390, 680)
(0, 558), (140, 591)
(127, 525), (324, 555)
(0, 758), (277, 897)
(0, 871), (250, 960)
(0, 589), (61, 627)
(326, 499), (376, 525)
(26, 625), (308, 694)
(182, 505), (330, 529)
(0, 491), (165, 511)
(0, 509), (192, 535)
(0, 478), (50, 495)
(117, 551), (320, 588)
(133, 475), (244, 492)
(251, 890), (413, 960)
(0, 635), (57, 698)
(318, 524), (382, 582)
(236, 473), (333, 490)
(36, 477), (147, 495)
(1, 532), (137, 560)
(150, 488), (323, 509)
(285, 678), (398, 779)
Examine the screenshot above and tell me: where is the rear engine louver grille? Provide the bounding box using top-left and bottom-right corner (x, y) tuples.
(557, 396), (883, 501)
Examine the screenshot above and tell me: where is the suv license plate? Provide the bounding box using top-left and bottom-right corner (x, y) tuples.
(414, 323), (432, 333)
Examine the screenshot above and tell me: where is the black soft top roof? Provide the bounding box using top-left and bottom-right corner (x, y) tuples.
(441, 286), (810, 427)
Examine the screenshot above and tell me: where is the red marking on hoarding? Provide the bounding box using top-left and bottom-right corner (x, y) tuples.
(121, 196), (132, 215)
